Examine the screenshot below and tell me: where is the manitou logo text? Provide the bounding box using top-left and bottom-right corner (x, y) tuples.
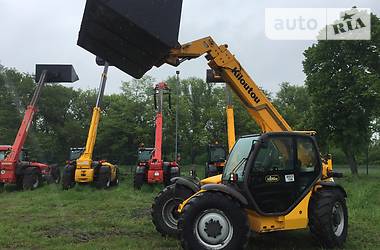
(265, 175), (280, 183)
(232, 67), (260, 104)
(333, 12), (367, 35)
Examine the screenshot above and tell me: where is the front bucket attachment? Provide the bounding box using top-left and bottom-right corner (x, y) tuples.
(35, 64), (79, 83)
(77, 0), (183, 79)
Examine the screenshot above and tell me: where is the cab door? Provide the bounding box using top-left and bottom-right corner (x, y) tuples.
(246, 134), (321, 214)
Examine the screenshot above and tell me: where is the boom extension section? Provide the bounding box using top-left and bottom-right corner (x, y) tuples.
(167, 37), (291, 133)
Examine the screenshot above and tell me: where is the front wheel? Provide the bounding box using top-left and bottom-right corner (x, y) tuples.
(95, 166), (111, 189)
(62, 165), (76, 190)
(179, 192), (250, 250)
(309, 188), (348, 248)
(151, 184), (194, 237)
(23, 168), (42, 191)
(134, 173), (144, 190)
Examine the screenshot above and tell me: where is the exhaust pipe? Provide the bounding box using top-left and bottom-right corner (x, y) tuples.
(78, 0), (183, 79)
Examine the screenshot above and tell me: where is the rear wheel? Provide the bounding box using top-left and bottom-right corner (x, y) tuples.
(309, 188), (348, 248)
(51, 166), (61, 184)
(164, 168), (180, 187)
(0, 182), (4, 192)
(134, 173), (144, 190)
(95, 166), (111, 189)
(152, 184), (194, 237)
(179, 192), (250, 250)
(23, 168), (42, 190)
(46, 166), (61, 184)
(62, 165), (76, 190)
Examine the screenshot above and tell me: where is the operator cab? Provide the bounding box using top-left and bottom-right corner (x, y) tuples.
(138, 148), (154, 163)
(0, 146), (30, 161)
(222, 132), (322, 215)
(208, 144), (226, 163)
(69, 148), (85, 161)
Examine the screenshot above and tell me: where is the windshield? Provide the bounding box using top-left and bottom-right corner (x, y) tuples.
(69, 148), (84, 161)
(222, 136), (259, 181)
(138, 149), (153, 162)
(209, 146), (226, 163)
(0, 150), (6, 160)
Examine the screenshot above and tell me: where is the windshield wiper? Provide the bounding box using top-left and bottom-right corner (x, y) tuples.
(230, 157), (248, 175)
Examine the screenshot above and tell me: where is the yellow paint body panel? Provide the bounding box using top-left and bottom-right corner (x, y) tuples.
(200, 174), (222, 185)
(75, 168), (94, 183)
(247, 191), (311, 233)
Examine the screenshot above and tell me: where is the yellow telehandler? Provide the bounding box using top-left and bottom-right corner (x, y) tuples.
(77, 1), (348, 249)
(62, 60), (119, 189)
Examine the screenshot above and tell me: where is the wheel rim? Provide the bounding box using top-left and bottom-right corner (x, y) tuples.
(32, 175), (39, 189)
(332, 201), (345, 237)
(162, 198), (181, 229)
(106, 177), (111, 188)
(194, 209), (233, 249)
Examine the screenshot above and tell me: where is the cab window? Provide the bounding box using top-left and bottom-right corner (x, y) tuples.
(252, 137), (294, 172)
(297, 137), (318, 172)
(0, 151), (6, 160)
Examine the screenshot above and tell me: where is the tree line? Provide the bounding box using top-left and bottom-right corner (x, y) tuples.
(0, 14), (378, 175)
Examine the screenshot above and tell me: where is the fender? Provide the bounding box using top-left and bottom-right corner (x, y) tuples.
(23, 166), (39, 175)
(135, 166), (146, 174)
(171, 176), (201, 193)
(318, 181), (347, 197)
(202, 184), (248, 205)
(99, 165), (110, 173)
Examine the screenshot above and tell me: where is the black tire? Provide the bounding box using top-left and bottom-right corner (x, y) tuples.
(309, 188), (348, 248)
(179, 192), (250, 250)
(110, 167), (120, 186)
(16, 175), (23, 190)
(95, 166), (111, 189)
(46, 166), (61, 185)
(0, 182), (4, 192)
(51, 166), (61, 184)
(62, 165), (76, 190)
(164, 168), (180, 187)
(134, 173), (144, 190)
(23, 168), (42, 191)
(152, 184), (194, 237)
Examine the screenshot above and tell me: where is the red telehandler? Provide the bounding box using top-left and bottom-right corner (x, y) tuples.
(134, 82), (180, 189)
(0, 64), (78, 190)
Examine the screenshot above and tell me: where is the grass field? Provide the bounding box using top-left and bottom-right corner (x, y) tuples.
(0, 166), (379, 250)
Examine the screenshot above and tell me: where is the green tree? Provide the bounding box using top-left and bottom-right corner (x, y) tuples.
(273, 82), (312, 130)
(303, 14), (380, 175)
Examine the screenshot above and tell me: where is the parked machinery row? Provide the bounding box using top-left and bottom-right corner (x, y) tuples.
(77, 0), (348, 249)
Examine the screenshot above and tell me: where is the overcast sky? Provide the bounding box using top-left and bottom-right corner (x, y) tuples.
(0, 0), (378, 95)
